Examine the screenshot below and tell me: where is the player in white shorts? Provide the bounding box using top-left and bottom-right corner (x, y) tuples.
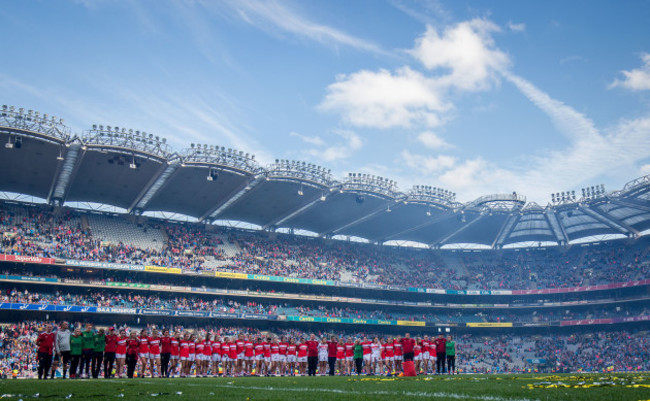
(318, 338), (328, 375)
(370, 337), (382, 375)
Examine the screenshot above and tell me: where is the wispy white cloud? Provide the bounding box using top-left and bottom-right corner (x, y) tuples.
(400, 150), (456, 174)
(290, 131), (325, 146)
(437, 77), (650, 202)
(609, 53), (650, 91)
(503, 72), (600, 142)
(417, 131), (452, 149)
(207, 0), (388, 55)
(306, 129), (362, 162)
(507, 21), (526, 32)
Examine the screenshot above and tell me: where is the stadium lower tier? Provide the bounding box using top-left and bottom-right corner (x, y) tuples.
(2, 321), (649, 379)
(1, 283), (649, 329)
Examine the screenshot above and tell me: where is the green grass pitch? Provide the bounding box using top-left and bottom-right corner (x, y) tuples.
(1, 373), (649, 400)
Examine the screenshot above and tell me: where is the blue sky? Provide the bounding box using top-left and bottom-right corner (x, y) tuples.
(2, 0), (650, 204)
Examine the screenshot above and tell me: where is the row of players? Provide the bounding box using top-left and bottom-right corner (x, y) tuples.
(35, 322), (456, 379)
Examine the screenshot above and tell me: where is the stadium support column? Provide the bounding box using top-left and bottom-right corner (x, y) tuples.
(48, 142), (81, 205)
(492, 213), (521, 249)
(544, 210), (568, 246)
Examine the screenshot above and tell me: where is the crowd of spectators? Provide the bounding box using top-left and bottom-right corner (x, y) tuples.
(1, 287), (648, 325)
(1, 202), (648, 291)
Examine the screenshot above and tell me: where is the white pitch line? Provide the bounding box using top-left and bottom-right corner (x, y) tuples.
(207, 384), (541, 401)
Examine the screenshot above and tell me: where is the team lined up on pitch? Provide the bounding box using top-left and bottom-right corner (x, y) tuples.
(35, 322), (456, 379)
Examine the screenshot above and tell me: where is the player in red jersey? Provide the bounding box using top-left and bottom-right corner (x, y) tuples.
(179, 332), (190, 377)
(115, 329), (128, 378)
(344, 337), (354, 375)
(148, 329), (162, 378)
(202, 334), (212, 377)
(169, 331), (181, 377)
(253, 337), (264, 376)
(244, 335), (254, 375)
(278, 336), (288, 375)
(221, 338), (231, 377)
(422, 335), (431, 374)
(335, 338), (346, 375)
(414, 338), (422, 373)
(297, 337), (308, 376)
(228, 337), (238, 376)
(286, 338), (297, 376)
(138, 329), (150, 378)
(383, 337), (395, 376)
(211, 334), (222, 377)
(263, 337), (272, 376)
(126, 331), (140, 378)
(235, 334), (245, 376)
(194, 335), (205, 377)
(393, 336), (403, 373)
(361, 337), (372, 374)
(269, 337), (280, 376)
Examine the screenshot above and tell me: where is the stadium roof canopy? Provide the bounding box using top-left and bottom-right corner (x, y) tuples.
(1, 105), (649, 248)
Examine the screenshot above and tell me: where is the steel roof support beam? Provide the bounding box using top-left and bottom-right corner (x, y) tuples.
(262, 192), (325, 230)
(492, 213), (521, 249)
(578, 205), (638, 237)
(325, 200), (400, 237)
(271, 192), (343, 230)
(128, 161), (180, 214)
(375, 211), (457, 243)
(607, 198), (650, 213)
(201, 175), (264, 222)
(48, 143), (81, 205)
(544, 210), (568, 245)
(430, 214), (483, 248)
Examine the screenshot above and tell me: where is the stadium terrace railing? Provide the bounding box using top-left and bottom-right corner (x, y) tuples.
(2, 298), (648, 329)
(4, 274), (647, 311)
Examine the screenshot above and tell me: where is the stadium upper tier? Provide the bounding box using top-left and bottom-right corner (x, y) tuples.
(1, 105), (649, 247)
(1, 201), (649, 291)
